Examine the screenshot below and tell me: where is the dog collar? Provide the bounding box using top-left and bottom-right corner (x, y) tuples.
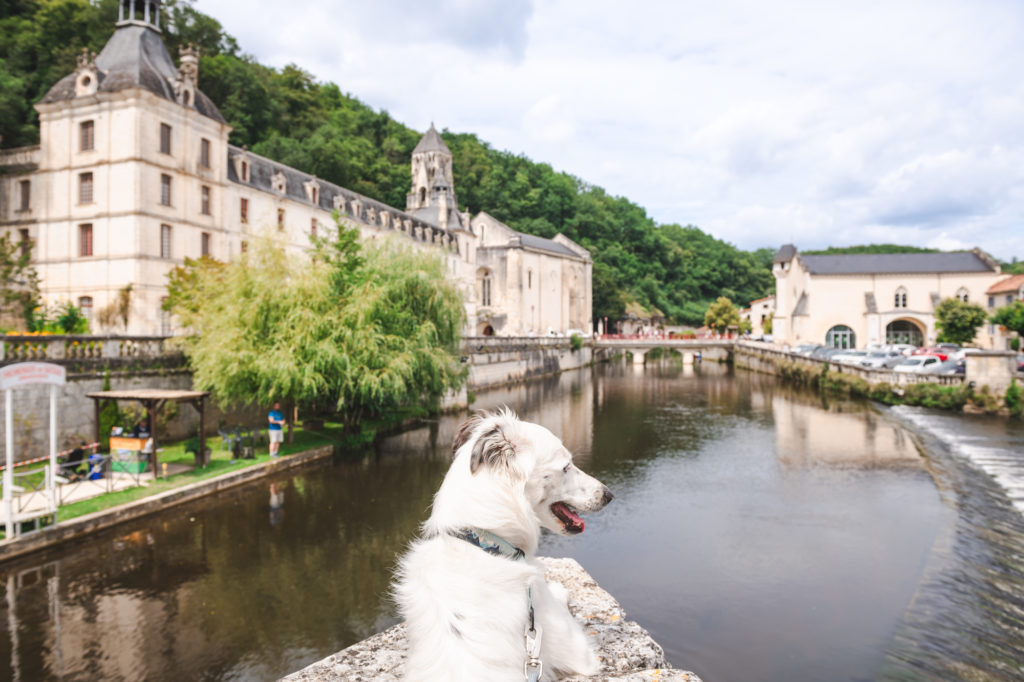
(447, 527), (542, 681)
(449, 527), (526, 561)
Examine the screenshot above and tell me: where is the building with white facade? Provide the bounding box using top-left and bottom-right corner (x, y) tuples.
(0, 0), (591, 337)
(771, 244), (1003, 349)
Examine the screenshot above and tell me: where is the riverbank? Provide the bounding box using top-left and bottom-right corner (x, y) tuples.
(734, 340), (1022, 417)
(284, 557), (701, 682)
(0, 441), (335, 563)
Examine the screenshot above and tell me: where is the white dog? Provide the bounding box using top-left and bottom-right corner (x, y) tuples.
(395, 409), (614, 681)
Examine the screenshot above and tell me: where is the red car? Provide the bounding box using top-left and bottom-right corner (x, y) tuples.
(910, 347), (949, 362)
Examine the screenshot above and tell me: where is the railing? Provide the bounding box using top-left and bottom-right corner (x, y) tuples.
(462, 336), (575, 352)
(1, 335), (180, 364)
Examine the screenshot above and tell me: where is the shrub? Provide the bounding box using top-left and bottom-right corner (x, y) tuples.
(1006, 379), (1022, 417)
(569, 333), (583, 351)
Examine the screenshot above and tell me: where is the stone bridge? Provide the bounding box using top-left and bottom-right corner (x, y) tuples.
(594, 337), (736, 364)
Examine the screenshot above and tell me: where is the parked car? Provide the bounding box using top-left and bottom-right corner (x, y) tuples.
(911, 347), (949, 361)
(885, 344), (917, 356)
(831, 350), (869, 366)
(810, 346), (841, 361)
(861, 350), (906, 369)
(935, 342), (961, 353)
(894, 356), (943, 373)
(923, 358), (965, 375)
(1017, 353), (1023, 373)
(793, 344), (820, 356)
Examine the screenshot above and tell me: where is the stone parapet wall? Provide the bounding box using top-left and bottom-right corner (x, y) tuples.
(284, 557), (700, 682)
(464, 336), (593, 390)
(734, 340), (967, 387)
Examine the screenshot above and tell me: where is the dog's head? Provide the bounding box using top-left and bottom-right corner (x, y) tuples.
(453, 409), (612, 536)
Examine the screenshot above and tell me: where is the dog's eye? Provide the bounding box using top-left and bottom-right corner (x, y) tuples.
(562, 463), (572, 473)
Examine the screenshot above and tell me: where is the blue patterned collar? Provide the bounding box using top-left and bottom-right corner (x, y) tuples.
(450, 527), (526, 561)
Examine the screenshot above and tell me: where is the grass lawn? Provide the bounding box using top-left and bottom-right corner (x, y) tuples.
(1, 408), (427, 537)
(56, 425), (347, 522)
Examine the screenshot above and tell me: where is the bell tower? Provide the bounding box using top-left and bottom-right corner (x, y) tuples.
(118, 0), (163, 30)
(407, 123), (455, 212)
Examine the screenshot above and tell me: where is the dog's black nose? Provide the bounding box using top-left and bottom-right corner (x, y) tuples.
(601, 487), (614, 506)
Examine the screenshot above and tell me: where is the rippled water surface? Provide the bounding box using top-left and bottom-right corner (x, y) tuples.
(1, 362), (1023, 681)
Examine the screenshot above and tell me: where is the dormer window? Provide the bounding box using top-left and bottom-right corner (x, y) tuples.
(241, 161), (249, 182)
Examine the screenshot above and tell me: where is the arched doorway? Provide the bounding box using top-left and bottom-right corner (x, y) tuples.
(825, 325), (856, 349)
(886, 319), (924, 346)
(479, 324), (494, 336)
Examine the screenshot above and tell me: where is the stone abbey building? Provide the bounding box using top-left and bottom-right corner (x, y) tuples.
(0, 0), (592, 337)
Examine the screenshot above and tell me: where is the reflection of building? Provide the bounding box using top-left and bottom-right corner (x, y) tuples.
(0, 1), (590, 337)
(771, 244), (1003, 348)
(773, 395), (921, 467)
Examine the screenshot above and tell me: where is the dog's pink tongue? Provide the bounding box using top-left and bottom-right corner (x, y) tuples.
(553, 502), (585, 533)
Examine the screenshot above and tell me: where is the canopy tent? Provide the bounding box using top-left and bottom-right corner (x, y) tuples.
(85, 389), (209, 475)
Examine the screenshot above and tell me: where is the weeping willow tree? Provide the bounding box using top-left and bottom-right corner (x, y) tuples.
(167, 220), (466, 430)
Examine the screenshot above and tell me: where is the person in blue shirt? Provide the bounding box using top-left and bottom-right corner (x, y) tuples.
(268, 402), (285, 457)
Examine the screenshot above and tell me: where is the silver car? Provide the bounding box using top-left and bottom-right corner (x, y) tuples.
(894, 356), (942, 373)
(861, 350), (905, 369)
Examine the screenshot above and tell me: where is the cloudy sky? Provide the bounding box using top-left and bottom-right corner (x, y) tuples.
(200, 0), (1023, 260)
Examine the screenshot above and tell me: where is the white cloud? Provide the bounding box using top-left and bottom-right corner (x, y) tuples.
(198, 0), (1024, 261)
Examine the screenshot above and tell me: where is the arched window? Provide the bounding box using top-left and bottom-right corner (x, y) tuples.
(419, 187), (426, 203)
(886, 319), (924, 346)
(894, 286), (908, 309)
(825, 325), (856, 349)
(956, 287), (969, 303)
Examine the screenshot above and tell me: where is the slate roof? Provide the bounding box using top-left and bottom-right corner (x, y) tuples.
(413, 124), (450, 154)
(226, 145), (460, 242)
(40, 24), (225, 123)
(987, 273), (1024, 295)
(799, 251), (996, 275)
(519, 233), (581, 258)
(773, 244), (797, 264)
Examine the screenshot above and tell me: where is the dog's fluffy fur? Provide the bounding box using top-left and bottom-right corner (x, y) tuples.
(395, 409), (613, 681)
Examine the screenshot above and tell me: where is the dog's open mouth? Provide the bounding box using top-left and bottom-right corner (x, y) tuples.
(551, 501), (585, 534)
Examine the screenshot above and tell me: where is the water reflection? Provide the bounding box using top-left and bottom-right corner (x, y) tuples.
(773, 395), (922, 468)
(0, 362), (1022, 681)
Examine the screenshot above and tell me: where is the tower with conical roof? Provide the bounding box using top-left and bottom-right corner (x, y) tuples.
(406, 124), (470, 233)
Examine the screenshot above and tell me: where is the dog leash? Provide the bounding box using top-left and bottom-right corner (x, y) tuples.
(450, 528), (544, 682)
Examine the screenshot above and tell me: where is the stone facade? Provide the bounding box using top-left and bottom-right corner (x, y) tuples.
(772, 245), (1004, 349)
(0, 1), (591, 338)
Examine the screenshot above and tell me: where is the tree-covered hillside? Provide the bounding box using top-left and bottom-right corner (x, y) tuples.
(1, 0), (777, 324)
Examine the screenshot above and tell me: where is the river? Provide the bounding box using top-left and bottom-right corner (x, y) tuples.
(1, 362), (1022, 681)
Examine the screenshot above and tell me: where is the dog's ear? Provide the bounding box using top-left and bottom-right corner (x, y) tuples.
(469, 425), (517, 475)
(453, 413), (483, 457)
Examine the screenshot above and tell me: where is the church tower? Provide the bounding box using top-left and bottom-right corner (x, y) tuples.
(406, 124), (470, 233)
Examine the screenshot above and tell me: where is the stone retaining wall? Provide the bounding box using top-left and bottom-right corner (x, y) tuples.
(464, 336), (593, 390)
(284, 557), (700, 682)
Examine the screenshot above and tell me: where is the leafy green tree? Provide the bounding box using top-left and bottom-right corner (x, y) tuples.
(704, 296), (740, 335)
(991, 301), (1024, 340)
(935, 298), (988, 345)
(0, 231), (40, 330)
(171, 220), (465, 430)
